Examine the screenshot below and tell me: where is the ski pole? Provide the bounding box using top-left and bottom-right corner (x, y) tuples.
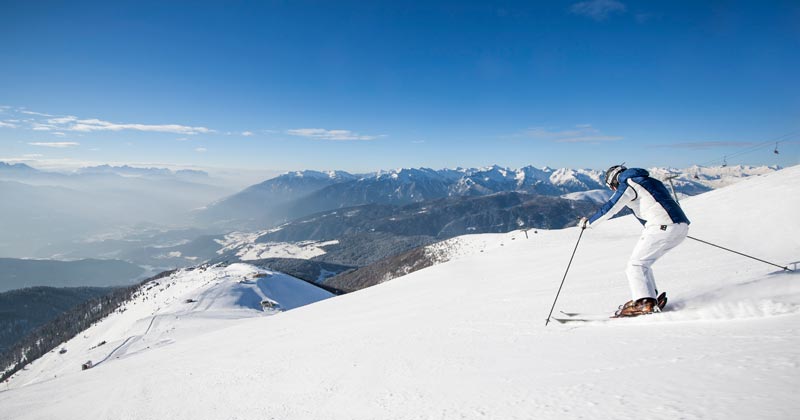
(545, 227), (585, 326)
(687, 235), (793, 272)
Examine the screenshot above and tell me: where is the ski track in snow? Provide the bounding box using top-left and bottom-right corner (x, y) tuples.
(1, 166), (799, 419)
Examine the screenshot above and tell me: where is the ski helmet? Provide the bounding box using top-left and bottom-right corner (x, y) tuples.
(604, 165), (626, 189)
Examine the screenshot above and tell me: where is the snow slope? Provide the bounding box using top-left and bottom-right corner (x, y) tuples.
(2, 263), (333, 390)
(1, 167), (799, 419)
(216, 231), (340, 260)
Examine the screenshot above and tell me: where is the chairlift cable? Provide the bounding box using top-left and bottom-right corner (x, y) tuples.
(694, 130), (799, 167)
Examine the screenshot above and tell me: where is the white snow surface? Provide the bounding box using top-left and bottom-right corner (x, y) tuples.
(2, 167), (800, 419)
(216, 231), (338, 260)
(561, 189), (613, 204)
(1, 263), (333, 394)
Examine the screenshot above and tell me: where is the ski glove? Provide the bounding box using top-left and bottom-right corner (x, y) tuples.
(577, 217), (589, 229)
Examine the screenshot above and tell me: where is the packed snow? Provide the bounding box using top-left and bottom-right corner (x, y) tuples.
(1, 167), (799, 419)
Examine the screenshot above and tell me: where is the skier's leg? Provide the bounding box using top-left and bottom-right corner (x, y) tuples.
(645, 265), (658, 299)
(625, 224), (689, 300)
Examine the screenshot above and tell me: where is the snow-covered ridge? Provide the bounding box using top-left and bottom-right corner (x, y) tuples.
(276, 164), (779, 197)
(3, 263), (333, 390)
(285, 169), (355, 181)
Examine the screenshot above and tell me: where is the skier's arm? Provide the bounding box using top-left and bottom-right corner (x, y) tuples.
(587, 182), (637, 227)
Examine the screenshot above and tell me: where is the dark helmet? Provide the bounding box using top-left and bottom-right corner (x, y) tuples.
(604, 165), (627, 189)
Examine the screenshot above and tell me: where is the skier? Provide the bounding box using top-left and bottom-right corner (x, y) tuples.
(578, 165), (690, 317)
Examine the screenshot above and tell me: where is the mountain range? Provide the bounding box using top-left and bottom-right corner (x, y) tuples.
(197, 164), (779, 230)
(0, 162), (781, 290)
(0, 163), (234, 257)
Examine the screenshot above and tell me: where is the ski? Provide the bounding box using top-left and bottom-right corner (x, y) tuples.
(551, 315), (609, 324)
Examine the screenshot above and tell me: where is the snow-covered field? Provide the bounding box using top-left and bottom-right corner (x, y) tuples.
(1, 166), (799, 419)
(216, 231), (339, 260)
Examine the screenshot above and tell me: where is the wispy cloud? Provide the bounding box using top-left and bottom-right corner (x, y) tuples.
(287, 128), (383, 141)
(241, 131), (254, 137)
(195, 147), (207, 153)
(0, 121), (17, 128)
(32, 123), (55, 131)
(28, 141), (81, 148)
(19, 109), (54, 117)
(65, 118), (213, 135)
(650, 141), (758, 150)
(570, 0), (626, 21)
(5, 107), (214, 135)
(524, 124), (623, 143)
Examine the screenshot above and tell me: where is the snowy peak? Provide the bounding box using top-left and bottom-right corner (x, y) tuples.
(245, 164), (779, 198)
(371, 167), (441, 182)
(547, 167), (604, 189)
(283, 169), (356, 181)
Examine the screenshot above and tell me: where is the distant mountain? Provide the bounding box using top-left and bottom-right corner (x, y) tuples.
(0, 162), (40, 175)
(196, 170), (357, 228)
(213, 192), (597, 273)
(196, 164), (779, 231)
(263, 192), (595, 243)
(78, 164), (173, 177)
(0, 162), (234, 258)
(0, 258), (145, 292)
(77, 165), (210, 180)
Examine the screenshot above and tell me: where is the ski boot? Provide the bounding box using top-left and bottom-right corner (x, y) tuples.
(613, 296), (661, 318)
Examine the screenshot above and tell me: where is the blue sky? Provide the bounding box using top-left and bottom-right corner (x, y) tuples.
(1, 0), (798, 176)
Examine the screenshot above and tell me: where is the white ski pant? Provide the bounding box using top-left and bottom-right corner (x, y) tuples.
(626, 223), (689, 300)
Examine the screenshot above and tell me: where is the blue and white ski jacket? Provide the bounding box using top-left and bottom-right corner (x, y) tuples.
(588, 168), (690, 228)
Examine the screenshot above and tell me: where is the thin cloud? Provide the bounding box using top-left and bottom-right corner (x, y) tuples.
(0, 121), (17, 128)
(524, 125), (623, 143)
(48, 116), (79, 124)
(67, 118), (213, 135)
(650, 141), (758, 150)
(570, 0), (626, 21)
(6, 107), (214, 135)
(19, 109), (54, 117)
(28, 141), (80, 148)
(195, 147), (208, 153)
(287, 128), (382, 141)
(241, 131), (254, 137)
(32, 123), (55, 131)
